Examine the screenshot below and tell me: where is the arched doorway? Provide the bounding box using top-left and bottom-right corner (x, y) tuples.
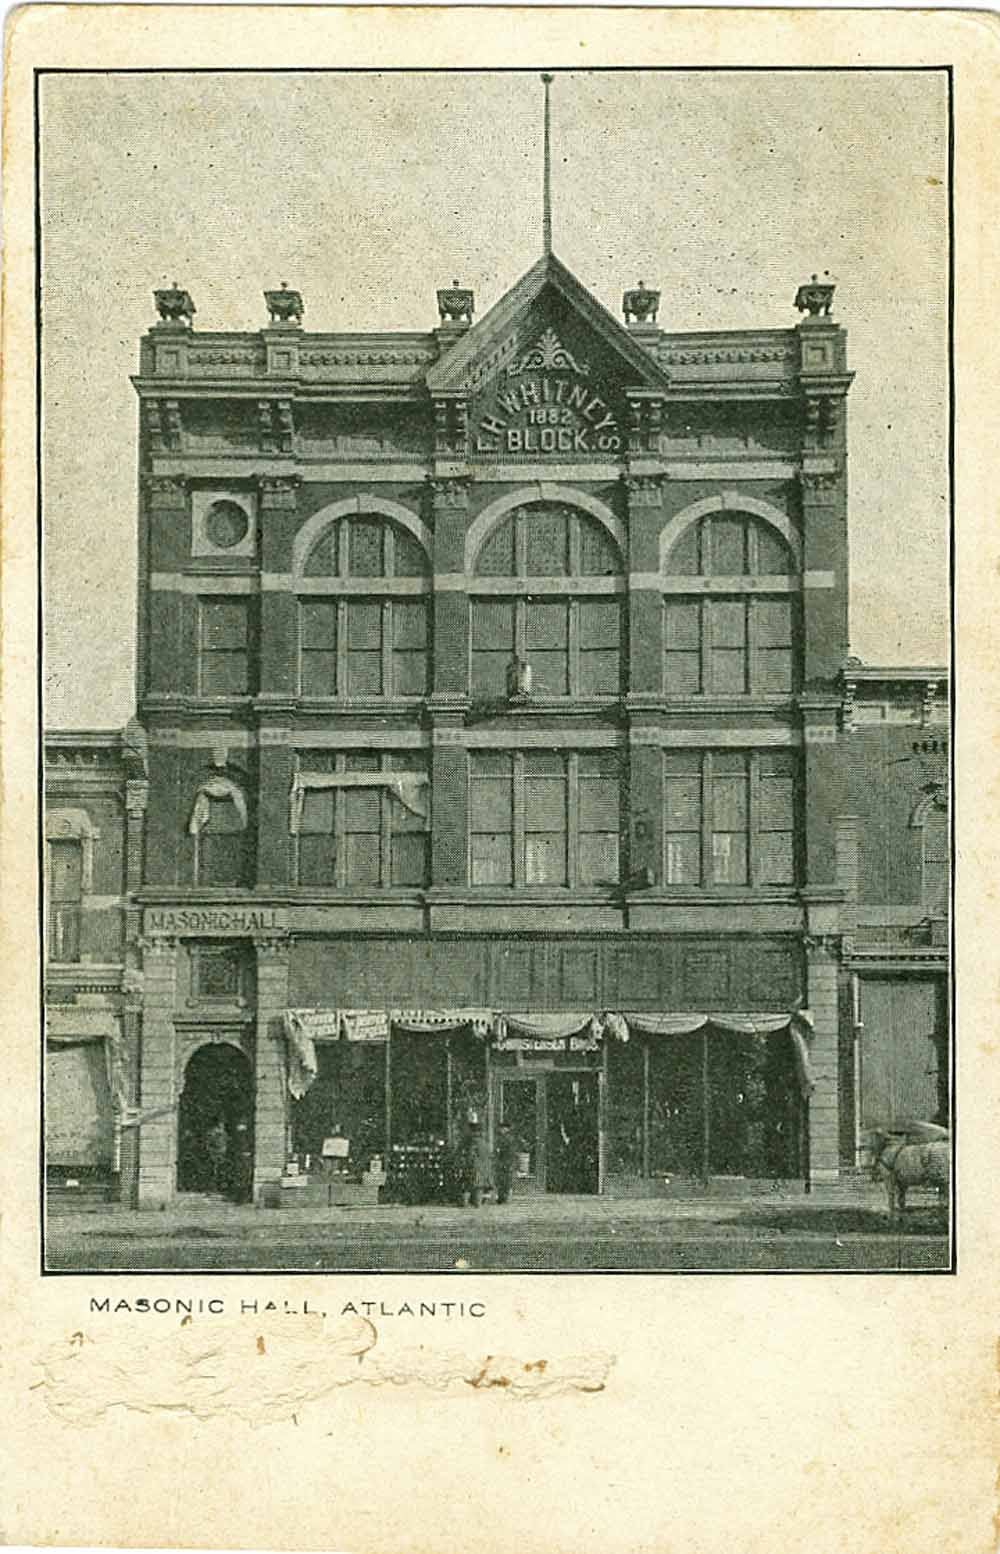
(177, 1042), (254, 1200)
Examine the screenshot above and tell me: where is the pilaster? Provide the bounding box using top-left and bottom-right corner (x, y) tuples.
(429, 710), (468, 887)
(258, 475), (300, 700)
(803, 897), (844, 1183)
(427, 476), (470, 697)
(253, 935), (291, 1198)
(135, 936), (178, 1207)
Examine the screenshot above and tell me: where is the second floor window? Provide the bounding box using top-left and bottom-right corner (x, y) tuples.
(663, 749), (798, 887)
(199, 598), (252, 695)
(469, 750), (621, 888)
(48, 838), (83, 963)
(294, 752), (429, 887)
(192, 786), (251, 888)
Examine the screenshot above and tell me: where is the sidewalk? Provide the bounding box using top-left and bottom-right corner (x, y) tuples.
(46, 1178), (933, 1240)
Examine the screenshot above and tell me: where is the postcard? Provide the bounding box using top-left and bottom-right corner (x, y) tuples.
(2, 8), (996, 1551)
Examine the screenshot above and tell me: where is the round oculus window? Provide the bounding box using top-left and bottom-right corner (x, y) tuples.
(204, 500), (250, 549)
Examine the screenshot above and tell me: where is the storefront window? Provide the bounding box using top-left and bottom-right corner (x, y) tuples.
(292, 1042), (387, 1169)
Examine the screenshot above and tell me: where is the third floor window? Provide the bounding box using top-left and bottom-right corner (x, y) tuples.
(662, 512), (799, 696)
(470, 502), (624, 700)
(297, 515), (430, 699)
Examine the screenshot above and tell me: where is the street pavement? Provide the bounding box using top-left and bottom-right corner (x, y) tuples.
(46, 1191), (952, 1273)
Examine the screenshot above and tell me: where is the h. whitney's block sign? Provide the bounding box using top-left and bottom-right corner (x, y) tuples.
(475, 329), (624, 456)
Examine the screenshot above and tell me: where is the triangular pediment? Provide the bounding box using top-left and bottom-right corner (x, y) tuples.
(426, 252), (670, 397)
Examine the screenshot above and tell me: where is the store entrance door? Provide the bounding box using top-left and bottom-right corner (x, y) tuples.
(497, 1070), (600, 1195)
(177, 1042), (254, 1200)
(545, 1071), (600, 1194)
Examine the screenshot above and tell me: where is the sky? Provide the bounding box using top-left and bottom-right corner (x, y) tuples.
(40, 68), (949, 728)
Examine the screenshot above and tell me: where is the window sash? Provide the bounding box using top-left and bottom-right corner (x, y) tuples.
(298, 599), (428, 698)
(199, 601), (251, 695)
(292, 754), (430, 888)
(470, 597), (621, 698)
(469, 752), (620, 888)
(663, 596), (797, 696)
(662, 752), (798, 887)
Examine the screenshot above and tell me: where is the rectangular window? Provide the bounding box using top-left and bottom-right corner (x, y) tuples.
(662, 753), (701, 884)
(470, 751), (620, 888)
(470, 598), (621, 699)
(578, 752), (621, 885)
(663, 597), (797, 696)
(470, 751), (514, 885)
(299, 600), (338, 696)
(662, 751), (799, 887)
(198, 796), (248, 888)
(298, 599), (428, 699)
(199, 598), (250, 695)
(48, 839), (82, 963)
(524, 752), (568, 884)
(294, 752), (429, 888)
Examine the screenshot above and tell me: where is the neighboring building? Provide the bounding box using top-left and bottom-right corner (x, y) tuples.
(43, 726), (147, 1200)
(838, 665), (950, 1165)
(42, 244), (950, 1210)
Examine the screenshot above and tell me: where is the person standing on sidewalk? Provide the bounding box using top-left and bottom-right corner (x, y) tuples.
(494, 1120), (518, 1205)
(462, 1120), (493, 1207)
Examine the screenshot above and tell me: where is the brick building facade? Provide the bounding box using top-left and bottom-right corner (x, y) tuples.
(43, 255), (950, 1208)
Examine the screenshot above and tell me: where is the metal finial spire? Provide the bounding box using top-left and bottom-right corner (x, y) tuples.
(541, 72), (554, 254)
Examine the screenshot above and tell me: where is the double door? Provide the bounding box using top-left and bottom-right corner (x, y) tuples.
(497, 1070), (602, 1194)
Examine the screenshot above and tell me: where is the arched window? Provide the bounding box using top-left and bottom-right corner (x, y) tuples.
(663, 512), (798, 696)
(188, 777), (250, 887)
(298, 515), (430, 700)
(470, 502), (623, 699)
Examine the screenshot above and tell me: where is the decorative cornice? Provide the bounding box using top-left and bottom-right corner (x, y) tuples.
(664, 345), (795, 367)
(299, 348), (434, 367)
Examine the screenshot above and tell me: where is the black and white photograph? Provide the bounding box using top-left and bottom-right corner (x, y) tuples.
(39, 64), (952, 1275)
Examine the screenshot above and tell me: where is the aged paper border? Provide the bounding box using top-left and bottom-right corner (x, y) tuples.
(2, 9), (997, 1551)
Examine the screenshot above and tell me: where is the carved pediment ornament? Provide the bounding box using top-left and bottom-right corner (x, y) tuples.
(507, 328), (589, 378)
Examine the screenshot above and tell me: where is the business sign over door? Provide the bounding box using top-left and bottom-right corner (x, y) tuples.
(474, 329), (624, 456)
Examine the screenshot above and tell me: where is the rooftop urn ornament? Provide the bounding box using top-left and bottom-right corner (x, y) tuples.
(795, 272), (836, 319)
(265, 282), (304, 326)
(154, 281), (195, 327)
(436, 280), (474, 325)
(623, 281), (660, 326)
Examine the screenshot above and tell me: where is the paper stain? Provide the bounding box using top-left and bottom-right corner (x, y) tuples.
(33, 1314), (614, 1427)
